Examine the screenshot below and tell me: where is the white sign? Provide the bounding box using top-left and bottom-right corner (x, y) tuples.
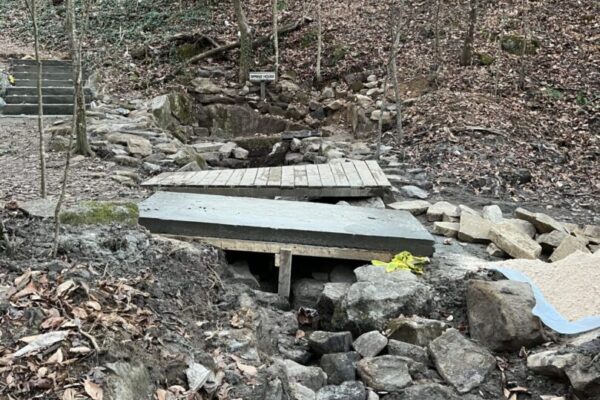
(249, 71), (276, 82)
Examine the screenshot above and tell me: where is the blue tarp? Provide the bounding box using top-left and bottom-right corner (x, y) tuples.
(494, 267), (600, 335)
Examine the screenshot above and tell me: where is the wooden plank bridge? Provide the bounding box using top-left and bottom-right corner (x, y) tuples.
(142, 160), (392, 198)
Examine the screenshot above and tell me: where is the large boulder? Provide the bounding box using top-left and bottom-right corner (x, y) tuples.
(357, 356), (413, 392)
(354, 265), (418, 284)
(387, 340), (430, 365)
(293, 279), (325, 309)
(549, 235), (590, 262)
(317, 283), (352, 330)
(320, 352), (361, 384)
(151, 91), (195, 142)
(428, 329), (496, 394)
(458, 213), (491, 243)
(515, 208), (566, 234)
(331, 280), (433, 334)
(467, 280), (545, 351)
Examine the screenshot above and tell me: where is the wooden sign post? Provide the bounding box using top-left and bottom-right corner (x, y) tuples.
(249, 71), (276, 101)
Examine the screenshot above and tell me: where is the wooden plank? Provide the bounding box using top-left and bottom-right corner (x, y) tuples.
(330, 162), (350, 187)
(354, 161), (378, 187)
(226, 169), (246, 186)
(240, 168), (258, 187)
(341, 162), (364, 188)
(254, 167), (270, 186)
(281, 166), (295, 188)
(278, 249), (293, 298)
(317, 164), (336, 188)
(197, 170), (220, 186)
(294, 165), (308, 187)
(267, 166), (282, 187)
(365, 160), (391, 187)
(164, 235), (395, 262)
(211, 169), (235, 186)
(162, 172), (197, 186)
(306, 164), (322, 187)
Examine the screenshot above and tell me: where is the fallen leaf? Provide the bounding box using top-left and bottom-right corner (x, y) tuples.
(46, 348), (64, 365)
(84, 379), (103, 400)
(63, 388), (78, 400)
(41, 316), (66, 330)
(236, 362), (257, 377)
(57, 280), (76, 297)
(72, 307), (89, 319)
(69, 346), (92, 354)
(86, 301), (102, 311)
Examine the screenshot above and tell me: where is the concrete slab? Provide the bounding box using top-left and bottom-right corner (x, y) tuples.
(139, 192), (435, 256)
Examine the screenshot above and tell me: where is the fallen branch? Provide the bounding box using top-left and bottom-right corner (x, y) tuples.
(177, 17), (312, 71)
(451, 125), (509, 137)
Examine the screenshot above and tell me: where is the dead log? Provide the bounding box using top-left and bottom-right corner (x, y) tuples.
(183, 17), (312, 66)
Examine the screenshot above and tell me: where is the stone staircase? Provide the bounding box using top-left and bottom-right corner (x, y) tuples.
(0, 59), (91, 116)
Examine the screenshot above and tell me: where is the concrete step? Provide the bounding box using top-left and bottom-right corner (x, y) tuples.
(14, 79), (74, 87)
(10, 59), (71, 67)
(6, 87), (92, 96)
(10, 65), (73, 74)
(12, 72), (73, 81)
(3, 95), (91, 105)
(0, 103), (84, 116)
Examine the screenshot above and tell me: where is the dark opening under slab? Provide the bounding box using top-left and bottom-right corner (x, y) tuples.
(139, 192), (435, 256)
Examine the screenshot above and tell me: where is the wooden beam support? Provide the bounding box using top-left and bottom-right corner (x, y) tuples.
(278, 248), (293, 298)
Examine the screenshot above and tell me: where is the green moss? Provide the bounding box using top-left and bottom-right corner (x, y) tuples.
(500, 35), (540, 55)
(59, 201), (139, 226)
(476, 52), (495, 65)
(543, 87), (564, 100)
(176, 42), (203, 61)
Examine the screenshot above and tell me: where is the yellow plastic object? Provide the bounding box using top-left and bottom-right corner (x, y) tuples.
(372, 251), (430, 275)
(8, 75), (15, 85)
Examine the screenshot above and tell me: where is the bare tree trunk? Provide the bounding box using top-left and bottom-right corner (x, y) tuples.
(432, 0), (441, 86)
(233, 0), (252, 85)
(273, 0), (279, 76)
(66, 0), (92, 156)
(390, 5), (403, 140)
(518, 0), (529, 90)
(316, 0), (322, 83)
(26, 0), (47, 198)
(460, 0), (477, 66)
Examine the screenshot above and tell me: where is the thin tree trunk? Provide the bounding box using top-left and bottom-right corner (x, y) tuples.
(0, 219), (13, 257)
(273, 0), (279, 76)
(460, 0), (477, 66)
(432, 0), (441, 86)
(233, 0), (252, 84)
(316, 0), (322, 83)
(390, 5), (403, 140)
(376, 75), (389, 160)
(66, 0), (92, 156)
(28, 0), (47, 198)
(518, 0), (528, 90)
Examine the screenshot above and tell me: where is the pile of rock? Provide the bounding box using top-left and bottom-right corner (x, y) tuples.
(390, 199), (599, 261)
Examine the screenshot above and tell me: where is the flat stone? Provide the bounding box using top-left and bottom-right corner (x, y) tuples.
(432, 222), (459, 238)
(537, 230), (569, 253)
(283, 359), (327, 392)
(191, 142), (225, 153)
(320, 352), (361, 385)
(467, 280), (545, 351)
(515, 208), (566, 234)
(387, 200), (431, 215)
(427, 201), (460, 222)
(154, 142), (178, 154)
(347, 197), (386, 209)
(458, 204), (480, 216)
(458, 213), (491, 243)
(502, 218), (537, 238)
(332, 281), (432, 333)
(387, 339), (430, 365)
(399, 185), (429, 200)
(357, 356), (412, 392)
(387, 315), (447, 347)
(549, 235), (590, 262)
(489, 223), (542, 259)
(353, 331), (388, 357)
(19, 198), (58, 218)
(219, 141), (237, 158)
(583, 225), (600, 242)
(428, 329), (496, 393)
(527, 350), (580, 378)
(316, 381), (366, 400)
(308, 331), (353, 355)
(354, 265), (418, 283)
(482, 205), (503, 223)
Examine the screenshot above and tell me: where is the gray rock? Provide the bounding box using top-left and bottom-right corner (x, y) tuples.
(230, 261), (260, 289)
(320, 352), (361, 384)
(354, 265), (417, 283)
(321, 87), (335, 99)
(399, 185), (429, 200)
(284, 359), (328, 392)
(489, 223), (542, 259)
(333, 281), (432, 333)
(353, 331), (388, 357)
(458, 213), (491, 243)
(219, 141), (237, 158)
(308, 331), (353, 355)
(537, 230), (569, 253)
(428, 329), (496, 393)
(19, 198), (58, 219)
(467, 280), (545, 351)
(316, 381), (366, 400)
(549, 235), (590, 262)
(564, 355), (600, 397)
(432, 222), (459, 238)
(387, 200), (431, 215)
(357, 355), (412, 392)
(501, 218), (537, 238)
(104, 361), (153, 400)
(515, 208), (566, 234)
(387, 340), (430, 365)
(427, 201), (460, 222)
(317, 283), (353, 330)
(286, 152), (305, 165)
(387, 316), (447, 347)
(527, 349), (580, 378)
(482, 205), (503, 223)
(486, 243), (506, 257)
(293, 279), (326, 309)
(347, 197), (386, 209)
(329, 265), (356, 283)
(382, 383), (460, 400)
(278, 335), (311, 364)
(233, 146), (250, 160)
(290, 382), (317, 400)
